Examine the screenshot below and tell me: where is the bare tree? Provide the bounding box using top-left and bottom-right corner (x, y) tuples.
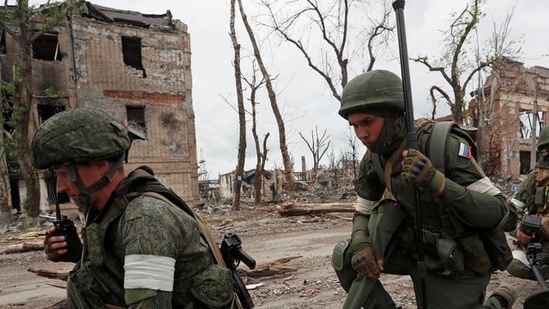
(261, 0), (393, 100)
(0, 0), (74, 219)
(242, 64), (270, 205)
(237, 0), (295, 189)
(411, 0), (521, 123)
(0, 87), (11, 223)
(299, 126), (330, 182)
(230, 0), (246, 211)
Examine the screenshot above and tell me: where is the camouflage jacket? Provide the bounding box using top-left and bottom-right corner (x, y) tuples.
(67, 167), (232, 309)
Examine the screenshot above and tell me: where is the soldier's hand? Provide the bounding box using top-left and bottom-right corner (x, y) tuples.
(401, 149), (445, 194)
(44, 226), (82, 263)
(516, 229), (533, 245)
(350, 235), (382, 278)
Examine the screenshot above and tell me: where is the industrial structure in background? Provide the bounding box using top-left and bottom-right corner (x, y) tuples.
(0, 2), (199, 212)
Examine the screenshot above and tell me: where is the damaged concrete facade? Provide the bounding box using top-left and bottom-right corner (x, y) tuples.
(0, 2), (199, 210)
(470, 58), (549, 177)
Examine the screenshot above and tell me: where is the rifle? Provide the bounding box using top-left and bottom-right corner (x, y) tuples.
(392, 1), (427, 308)
(221, 232), (257, 309)
(520, 215), (549, 309)
(521, 241), (549, 309)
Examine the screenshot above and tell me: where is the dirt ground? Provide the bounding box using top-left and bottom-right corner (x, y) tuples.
(0, 204), (545, 309)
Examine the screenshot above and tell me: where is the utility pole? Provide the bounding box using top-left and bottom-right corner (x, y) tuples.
(198, 148), (209, 182)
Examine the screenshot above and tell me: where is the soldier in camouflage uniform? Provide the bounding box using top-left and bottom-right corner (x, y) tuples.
(331, 70), (518, 309)
(507, 125), (549, 281)
(31, 108), (233, 309)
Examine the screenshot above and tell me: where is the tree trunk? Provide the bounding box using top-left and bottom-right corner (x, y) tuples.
(276, 202), (355, 216)
(237, 0), (295, 189)
(17, 7), (41, 218)
(0, 130), (13, 225)
(230, 0), (245, 211)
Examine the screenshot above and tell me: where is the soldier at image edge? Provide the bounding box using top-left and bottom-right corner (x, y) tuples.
(330, 69), (518, 309)
(31, 108), (235, 309)
(508, 124), (549, 281)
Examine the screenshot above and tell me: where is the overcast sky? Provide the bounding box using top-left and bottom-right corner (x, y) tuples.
(29, 1), (549, 177)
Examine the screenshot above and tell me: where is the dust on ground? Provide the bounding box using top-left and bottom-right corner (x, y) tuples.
(0, 203), (544, 309)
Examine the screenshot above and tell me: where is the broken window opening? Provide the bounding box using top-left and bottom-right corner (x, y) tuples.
(37, 103), (66, 124)
(121, 36), (146, 78)
(32, 32), (62, 61)
(519, 109), (545, 139)
(0, 31), (6, 54)
(126, 105), (147, 136)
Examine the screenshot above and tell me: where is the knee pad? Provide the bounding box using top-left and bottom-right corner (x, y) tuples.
(331, 238), (356, 292)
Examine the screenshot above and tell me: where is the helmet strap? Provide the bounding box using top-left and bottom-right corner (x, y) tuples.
(66, 155), (125, 214)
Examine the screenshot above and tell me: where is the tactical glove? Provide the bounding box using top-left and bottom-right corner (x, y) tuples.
(350, 235), (380, 277)
(401, 148), (445, 193)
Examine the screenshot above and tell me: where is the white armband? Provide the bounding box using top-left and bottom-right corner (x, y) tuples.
(356, 196), (375, 215)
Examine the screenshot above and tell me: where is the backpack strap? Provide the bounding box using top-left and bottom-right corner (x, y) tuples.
(141, 191), (227, 267)
(429, 121), (455, 173)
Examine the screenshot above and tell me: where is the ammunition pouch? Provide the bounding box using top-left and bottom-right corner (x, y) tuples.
(436, 238), (464, 274)
(84, 223), (105, 267)
(457, 233), (492, 275)
(331, 239), (356, 292)
(481, 228), (513, 271)
(422, 230), (464, 274)
(534, 187), (546, 210)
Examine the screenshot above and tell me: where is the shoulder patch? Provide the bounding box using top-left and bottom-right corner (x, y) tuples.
(458, 142), (472, 159)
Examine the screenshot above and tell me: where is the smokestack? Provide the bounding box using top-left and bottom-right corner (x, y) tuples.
(301, 156), (306, 173)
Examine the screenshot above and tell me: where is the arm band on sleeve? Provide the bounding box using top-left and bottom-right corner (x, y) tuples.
(356, 196), (374, 215)
(510, 197), (526, 211)
(124, 254), (175, 291)
(467, 176), (501, 196)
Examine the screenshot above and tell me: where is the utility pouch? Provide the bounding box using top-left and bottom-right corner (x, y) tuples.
(481, 229), (513, 271)
(436, 238), (464, 273)
(534, 187), (546, 210)
(331, 239), (356, 292)
(84, 223), (105, 267)
(457, 233), (492, 275)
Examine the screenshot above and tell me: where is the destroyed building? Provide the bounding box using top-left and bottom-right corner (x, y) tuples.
(469, 58), (549, 178)
(0, 2), (199, 211)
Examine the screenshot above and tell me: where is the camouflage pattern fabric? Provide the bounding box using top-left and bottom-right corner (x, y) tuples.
(31, 108), (131, 169)
(66, 170), (233, 308)
(507, 167), (549, 281)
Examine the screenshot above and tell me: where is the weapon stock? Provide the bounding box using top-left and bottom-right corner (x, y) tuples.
(392, 1), (427, 308)
(221, 232), (256, 309)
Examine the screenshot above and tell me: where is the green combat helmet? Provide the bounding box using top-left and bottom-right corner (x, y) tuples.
(31, 108), (131, 169)
(338, 69), (405, 120)
(31, 108), (132, 212)
(537, 125), (549, 151)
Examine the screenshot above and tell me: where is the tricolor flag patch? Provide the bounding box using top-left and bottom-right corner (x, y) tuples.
(458, 142), (472, 158)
